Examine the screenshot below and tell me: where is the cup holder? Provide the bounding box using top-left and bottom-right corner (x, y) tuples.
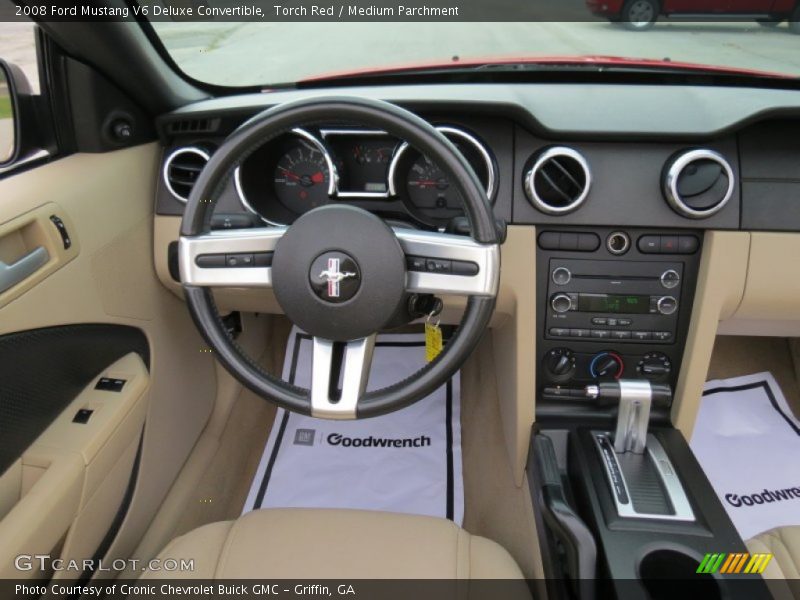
(639, 549), (723, 600)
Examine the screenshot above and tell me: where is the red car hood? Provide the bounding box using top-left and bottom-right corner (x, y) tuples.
(299, 54), (790, 83)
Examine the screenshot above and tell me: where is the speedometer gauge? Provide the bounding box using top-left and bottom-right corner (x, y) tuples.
(273, 140), (332, 213)
(389, 126), (497, 225)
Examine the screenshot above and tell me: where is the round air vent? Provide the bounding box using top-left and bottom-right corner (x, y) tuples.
(524, 147), (591, 215)
(662, 149), (734, 219)
(163, 146), (210, 203)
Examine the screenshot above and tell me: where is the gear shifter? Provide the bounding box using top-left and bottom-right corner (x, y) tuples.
(583, 380), (694, 521)
(585, 380), (671, 454)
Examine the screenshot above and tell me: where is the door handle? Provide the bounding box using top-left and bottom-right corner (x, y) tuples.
(0, 246), (49, 293)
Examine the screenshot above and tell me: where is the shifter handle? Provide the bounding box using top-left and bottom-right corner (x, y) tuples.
(586, 381), (672, 408)
(585, 379), (672, 454)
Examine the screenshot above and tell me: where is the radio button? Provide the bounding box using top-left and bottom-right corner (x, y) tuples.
(552, 267), (571, 285)
(638, 235), (661, 254)
(591, 317), (608, 325)
(560, 233), (579, 250)
(551, 294), (574, 313)
(660, 269), (680, 289)
(617, 318), (632, 326)
(550, 328), (571, 337)
(653, 331), (673, 341)
(570, 329), (591, 338)
(678, 235), (699, 254)
(657, 296), (678, 315)
(632, 331), (652, 341)
(591, 329), (611, 339)
(611, 330), (631, 340)
(578, 233), (601, 251)
(607, 318), (618, 326)
(538, 232), (560, 250)
(660, 235), (679, 254)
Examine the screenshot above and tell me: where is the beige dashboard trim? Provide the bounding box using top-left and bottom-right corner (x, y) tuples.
(672, 230), (750, 438)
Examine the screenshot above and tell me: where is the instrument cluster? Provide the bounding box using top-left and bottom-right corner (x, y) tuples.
(233, 125), (497, 227)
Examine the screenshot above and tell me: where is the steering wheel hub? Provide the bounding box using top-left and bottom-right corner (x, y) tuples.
(309, 251), (361, 303)
(271, 204), (407, 341)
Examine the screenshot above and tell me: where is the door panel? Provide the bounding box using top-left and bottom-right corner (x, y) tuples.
(0, 203), (79, 308)
(0, 352), (149, 579)
(0, 145), (218, 579)
(0, 323), (148, 476)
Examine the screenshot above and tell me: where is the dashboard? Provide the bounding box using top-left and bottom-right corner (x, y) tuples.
(150, 82), (800, 484)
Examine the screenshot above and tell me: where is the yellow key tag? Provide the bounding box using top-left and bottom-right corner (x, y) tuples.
(425, 320), (443, 362)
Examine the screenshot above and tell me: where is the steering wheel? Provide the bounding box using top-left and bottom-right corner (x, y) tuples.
(178, 97), (500, 419)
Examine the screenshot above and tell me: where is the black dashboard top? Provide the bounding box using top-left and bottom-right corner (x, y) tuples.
(155, 84), (800, 233)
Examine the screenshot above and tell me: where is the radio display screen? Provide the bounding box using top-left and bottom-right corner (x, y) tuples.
(579, 294), (651, 314)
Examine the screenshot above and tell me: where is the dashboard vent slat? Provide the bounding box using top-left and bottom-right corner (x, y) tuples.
(524, 147), (592, 215)
(163, 147), (210, 204)
(165, 118), (220, 135)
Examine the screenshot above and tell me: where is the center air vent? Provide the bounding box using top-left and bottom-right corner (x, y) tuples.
(163, 147), (210, 203)
(524, 146), (592, 215)
(662, 149), (734, 219)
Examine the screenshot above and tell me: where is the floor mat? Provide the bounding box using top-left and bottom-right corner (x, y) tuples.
(243, 328), (464, 524)
(691, 372), (800, 540)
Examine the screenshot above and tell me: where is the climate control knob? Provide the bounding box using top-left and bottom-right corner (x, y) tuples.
(589, 351), (624, 380)
(543, 348), (576, 383)
(551, 293), (574, 314)
(637, 352), (671, 382)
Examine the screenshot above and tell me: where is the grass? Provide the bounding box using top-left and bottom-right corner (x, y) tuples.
(0, 96), (12, 119)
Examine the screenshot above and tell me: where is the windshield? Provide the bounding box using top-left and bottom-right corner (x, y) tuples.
(149, 10), (800, 87)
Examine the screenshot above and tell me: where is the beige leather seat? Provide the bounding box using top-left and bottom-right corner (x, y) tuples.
(747, 526), (800, 599)
(144, 508), (528, 583)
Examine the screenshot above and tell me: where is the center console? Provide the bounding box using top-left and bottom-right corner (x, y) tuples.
(536, 227), (700, 418)
(530, 227), (772, 600)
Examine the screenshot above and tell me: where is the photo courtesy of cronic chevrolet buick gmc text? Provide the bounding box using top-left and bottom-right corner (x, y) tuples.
(0, 1), (799, 599)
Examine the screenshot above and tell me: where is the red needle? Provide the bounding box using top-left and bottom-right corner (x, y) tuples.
(278, 167), (300, 181)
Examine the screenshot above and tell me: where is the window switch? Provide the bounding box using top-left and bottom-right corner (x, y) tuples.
(95, 377), (126, 392)
(73, 409), (94, 424)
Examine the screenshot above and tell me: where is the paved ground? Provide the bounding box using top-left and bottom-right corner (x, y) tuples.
(152, 20), (800, 86)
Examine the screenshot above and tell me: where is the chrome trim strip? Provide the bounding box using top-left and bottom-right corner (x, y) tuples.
(311, 335), (376, 420)
(393, 228), (500, 297)
(663, 148), (734, 219)
(233, 167), (285, 227)
(178, 227), (287, 287)
(613, 380), (652, 454)
(163, 146), (210, 204)
(524, 146), (592, 215)
(593, 431), (695, 522)
(387, 125), (497, 202)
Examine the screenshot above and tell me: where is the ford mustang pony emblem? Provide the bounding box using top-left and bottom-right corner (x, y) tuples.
(319, 258), (357, 298)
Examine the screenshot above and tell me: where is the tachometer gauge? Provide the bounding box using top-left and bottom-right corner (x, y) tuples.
(273, 140), (332, 213)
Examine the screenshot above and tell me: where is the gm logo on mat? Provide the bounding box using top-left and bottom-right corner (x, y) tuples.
(697, 552), (773, 574)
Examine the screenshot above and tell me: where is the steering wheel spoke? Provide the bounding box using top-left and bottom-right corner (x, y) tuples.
(179, 227), (287, 287)
(394, 228), (500, 297)
(311, 335), (376, 419)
